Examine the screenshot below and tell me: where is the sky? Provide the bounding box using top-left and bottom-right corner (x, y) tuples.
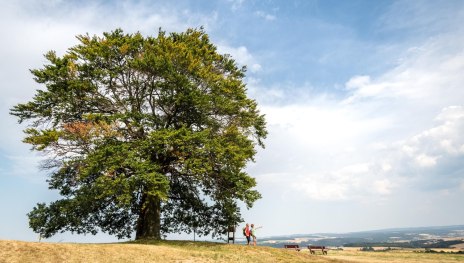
(1, 0), (464, 243)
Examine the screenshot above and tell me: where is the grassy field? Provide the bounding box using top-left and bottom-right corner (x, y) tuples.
(1, 240), (463, 263)
(327, 248), (464, 263)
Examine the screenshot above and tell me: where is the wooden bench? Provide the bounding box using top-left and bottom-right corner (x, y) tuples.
(308, 245), (328, 255)
(284, 244), (301, 251)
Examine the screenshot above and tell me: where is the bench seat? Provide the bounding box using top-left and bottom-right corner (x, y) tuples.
(308, 245), (328, 255)
(284, 244), (301, 251)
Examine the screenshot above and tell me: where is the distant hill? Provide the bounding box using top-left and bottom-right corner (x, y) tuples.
(250, 225), (464, 248)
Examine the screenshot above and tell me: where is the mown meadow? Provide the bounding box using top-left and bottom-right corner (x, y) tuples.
(2, 240), (464, 263)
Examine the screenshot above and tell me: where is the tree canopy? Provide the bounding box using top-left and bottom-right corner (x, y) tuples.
(10, 28), (267, 240)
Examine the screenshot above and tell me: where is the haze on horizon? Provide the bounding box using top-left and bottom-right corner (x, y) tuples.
(1, 0), (463, 243)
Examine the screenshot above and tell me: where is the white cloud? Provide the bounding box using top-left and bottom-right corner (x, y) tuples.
(401, 106), (464, 159)
(414, 154), (438, 167)
(250, 28), (464, 202)
(374, 179), (392, 195)
(345, 75), (371, 90)
(217, 45), (262, 73)
(251, 99), (395, 201)
(263, 103), (389, 149)
(0, 1), (220, 104)
(378, 1), (464, 35)
(227, 0), (245, 11)
(255, 11), (276, 21)
(255, 102), (464, 201)
(344, 34), (464, 107)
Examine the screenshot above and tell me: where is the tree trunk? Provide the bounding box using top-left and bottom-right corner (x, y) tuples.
(135, 193), (161, 240)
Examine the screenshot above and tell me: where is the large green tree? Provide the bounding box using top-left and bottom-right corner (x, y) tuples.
(10, 28), (266, 240)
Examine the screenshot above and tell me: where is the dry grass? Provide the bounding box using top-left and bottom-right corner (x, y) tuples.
(325, 249), (464, 263)
(1, 240), (463, 263)
(0, 240), (340, 263)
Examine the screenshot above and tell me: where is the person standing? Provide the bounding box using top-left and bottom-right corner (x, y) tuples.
(244, 223), (251, 245)
(250, 224), (262, 246)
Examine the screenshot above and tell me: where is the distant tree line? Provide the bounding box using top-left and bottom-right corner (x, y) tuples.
(422, 249), (464, 254)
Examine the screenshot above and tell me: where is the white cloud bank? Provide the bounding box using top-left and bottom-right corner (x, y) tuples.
(250, 30), (464, 202)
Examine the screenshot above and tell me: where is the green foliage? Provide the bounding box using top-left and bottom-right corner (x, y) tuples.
(422, 249), (464, 254)
(11, 28), (267, 240)
(360, 246), (375, 251)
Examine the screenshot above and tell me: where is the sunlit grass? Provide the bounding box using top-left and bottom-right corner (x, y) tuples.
(1, 240), (463, 263)
(325, 249), (464, 263)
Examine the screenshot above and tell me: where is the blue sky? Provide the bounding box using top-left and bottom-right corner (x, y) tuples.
(1, 0), (464, 242)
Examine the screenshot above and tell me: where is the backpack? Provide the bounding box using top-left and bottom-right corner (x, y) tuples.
(242, 227), (247, 236)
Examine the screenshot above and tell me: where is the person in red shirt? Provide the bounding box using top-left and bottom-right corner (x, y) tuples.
(244, 223), (251, 245)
